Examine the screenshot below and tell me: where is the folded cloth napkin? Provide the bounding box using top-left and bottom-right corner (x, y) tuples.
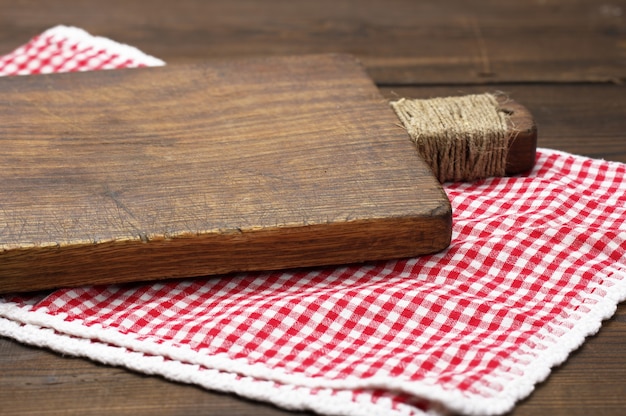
(1, 26), (625, 416)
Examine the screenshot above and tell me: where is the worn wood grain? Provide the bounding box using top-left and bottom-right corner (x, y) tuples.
(0, 337), (314, 416)
(0, 0), (624, 85)
(498, 97), (537, 175)
(0, 0), (624, 415)
(0, 54), (451, 293)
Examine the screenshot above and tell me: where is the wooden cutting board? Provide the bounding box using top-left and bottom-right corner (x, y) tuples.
(0, 54), (451, 293)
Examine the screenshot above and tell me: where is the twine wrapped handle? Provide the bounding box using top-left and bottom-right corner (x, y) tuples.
(391, 93), (537, 183)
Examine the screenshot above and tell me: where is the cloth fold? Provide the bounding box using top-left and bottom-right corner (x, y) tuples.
(1, 26), (625, 416)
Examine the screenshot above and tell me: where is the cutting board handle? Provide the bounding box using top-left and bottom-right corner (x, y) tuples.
(499, 97), (538, 175)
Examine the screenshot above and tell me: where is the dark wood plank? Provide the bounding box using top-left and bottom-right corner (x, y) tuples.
(0, 336), (314, 416)
(0, 0), (624, 85)
(0, 54), (451, 293)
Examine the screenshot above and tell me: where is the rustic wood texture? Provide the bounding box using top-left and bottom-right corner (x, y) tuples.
(0, 54), (451, 293)
(1, 0), (624, 85)
(498, 98), (537, 175)
(1, 0), (625, 415)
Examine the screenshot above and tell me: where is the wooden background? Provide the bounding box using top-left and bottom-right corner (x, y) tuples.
(1, 0), (625, 415)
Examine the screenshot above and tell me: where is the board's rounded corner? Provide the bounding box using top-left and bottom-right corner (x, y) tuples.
(431, 196), (453, 252)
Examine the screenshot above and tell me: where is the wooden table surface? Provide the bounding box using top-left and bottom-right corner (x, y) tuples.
(1, 1), (625, 415)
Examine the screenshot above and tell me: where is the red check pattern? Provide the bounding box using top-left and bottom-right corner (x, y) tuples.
(0, 25), (163, 76)
(1, 27), (625, 416)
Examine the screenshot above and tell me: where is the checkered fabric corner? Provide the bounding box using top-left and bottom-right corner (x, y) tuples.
(1, 26), (625, 416)
(0, 25), (163, 76)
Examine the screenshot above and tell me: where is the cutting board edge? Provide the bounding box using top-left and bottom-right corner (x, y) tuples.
(0, 205), (452, 293)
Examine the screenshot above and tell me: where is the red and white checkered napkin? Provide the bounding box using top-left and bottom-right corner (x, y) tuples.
(1, 26), (625, 416)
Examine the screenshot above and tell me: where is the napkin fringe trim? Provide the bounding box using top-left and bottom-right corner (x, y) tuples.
(0, 315), (428, 416)
(476, 265), (626, 415)
(1, 263), (625, 416)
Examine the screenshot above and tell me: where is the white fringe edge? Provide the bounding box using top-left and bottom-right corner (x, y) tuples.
(0, 314), (431, 416)
(1, 263), (624, 416)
